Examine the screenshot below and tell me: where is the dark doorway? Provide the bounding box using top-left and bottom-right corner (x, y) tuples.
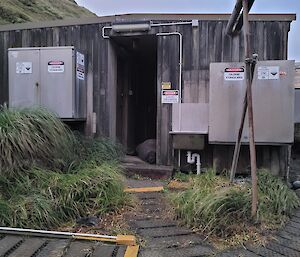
(112, 35), (157, 157)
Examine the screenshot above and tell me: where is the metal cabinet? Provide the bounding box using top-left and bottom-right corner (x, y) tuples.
(209, 60), (295, 144)
(8, 46), (86, 119)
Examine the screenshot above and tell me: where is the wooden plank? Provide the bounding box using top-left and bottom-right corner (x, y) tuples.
(284, 225), (300, 237)
(130, 219), (176, 229)
(278, 230), (300, 242)
(140, 245), (213, 257)
(214, 249), (260, 257)
(146, 234), (207, 249)
(124, 187), (164, 193)
(266, 241), (300, 257)
(63, 241), (94, 257)
(116, 246), (127, 257)
(91, 244), (116, 257)
(35, 239), (70, 257)
(136, 192), (161, 200)
(138, 226), (192, 238)
(274, 235), (300, 252)
(8, 237), (47, 257)
(0, 235), (23, 256)
(246, 245), (285, 257)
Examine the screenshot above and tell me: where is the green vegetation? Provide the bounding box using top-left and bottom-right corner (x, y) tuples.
(0, 163), (127, 229)
(0, 107), (128, 229)
(0, 0), (95, 25)
(0, 107), (76, 174)
(170, 170), (300, 239)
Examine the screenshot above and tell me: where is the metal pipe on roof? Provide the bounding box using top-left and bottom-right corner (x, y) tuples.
(226, 0), (243, 35)
(151, 21), (193, 27)
(226, 0), (255, 36)
(101, 20), (195, 38)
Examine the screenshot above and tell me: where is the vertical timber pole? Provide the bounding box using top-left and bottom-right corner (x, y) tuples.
(230, 91), (247, 182)
(243, 0), (258, 217)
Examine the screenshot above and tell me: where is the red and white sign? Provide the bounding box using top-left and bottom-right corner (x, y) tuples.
(224, 67), (245, 81)
(48, 61), (65, 73)
(162, 90), (179, 104)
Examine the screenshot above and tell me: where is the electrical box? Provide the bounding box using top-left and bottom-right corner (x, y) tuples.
(209, 60), (295, 144)
(295, 63), (300, 123)
(8, 46), (86, 119)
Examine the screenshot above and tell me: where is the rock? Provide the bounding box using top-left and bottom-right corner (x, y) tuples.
(76, 216), (99, 226)
(136, 139), (156, 164)
(292, 181), (300, 190)
(296, 189), (300, 198)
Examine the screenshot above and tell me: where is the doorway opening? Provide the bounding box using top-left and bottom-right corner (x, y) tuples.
(112, 35), (157, 162)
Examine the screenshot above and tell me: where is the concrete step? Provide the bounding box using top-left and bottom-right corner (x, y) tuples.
(122, 163), (173, 179)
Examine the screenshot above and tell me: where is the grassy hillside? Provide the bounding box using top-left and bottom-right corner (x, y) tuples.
(0, 0), (96, 25)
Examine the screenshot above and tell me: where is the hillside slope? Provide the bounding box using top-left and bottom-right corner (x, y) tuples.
(0, 0), (96, 25)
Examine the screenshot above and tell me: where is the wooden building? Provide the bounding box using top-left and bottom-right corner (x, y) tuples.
(0, 13), (296, 174)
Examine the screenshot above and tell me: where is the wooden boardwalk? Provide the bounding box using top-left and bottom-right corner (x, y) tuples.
(0, 235), (127, 257)
(126, 180), (300, 257)
(1, 179), (300, 257)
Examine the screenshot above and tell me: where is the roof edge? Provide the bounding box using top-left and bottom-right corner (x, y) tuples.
(0, 13), (296, 32)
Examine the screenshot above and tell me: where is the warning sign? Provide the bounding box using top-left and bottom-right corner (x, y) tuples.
(258, 66), (279, 80)
(76, 52), (85, 80)
(48, 61), (64, 73)
(162, 90), (179, 104)
(161, 82), (171, 90)
(224, 67), (245, 81)
(16, 62), (32, 74)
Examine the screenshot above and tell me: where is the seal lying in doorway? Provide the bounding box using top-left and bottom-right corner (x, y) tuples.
(136, 139), (156, 164)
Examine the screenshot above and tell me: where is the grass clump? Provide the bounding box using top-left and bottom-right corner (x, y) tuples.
(0, 107), (76, 174)
(79, 136), (125, 165)
(0, 164), (128, 229)
(170, 169), (300, 243)
(257, 170), (300, 224)
(0, 107), (129, 229)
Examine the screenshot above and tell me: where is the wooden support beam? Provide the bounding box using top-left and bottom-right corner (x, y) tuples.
(242, 0), (258, 217)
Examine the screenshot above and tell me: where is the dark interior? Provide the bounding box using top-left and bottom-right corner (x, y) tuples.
(113, 35), (157, 155)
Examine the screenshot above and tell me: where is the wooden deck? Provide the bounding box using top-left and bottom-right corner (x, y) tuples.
(126, 179), (300, 257)
(0, 235), (127, 257)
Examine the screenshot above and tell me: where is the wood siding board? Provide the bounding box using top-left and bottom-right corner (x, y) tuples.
(182, 25), (192, 71)
(156, 36), (163, 164)
(192, 25), (200, 70)
(222, 23), (232, 63)
(199, 21), (209, 70)
(214, 21), (223, 62)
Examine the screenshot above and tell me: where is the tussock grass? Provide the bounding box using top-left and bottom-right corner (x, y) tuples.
(257, 169), (300, 224)
(0, 163), (128, 229)
(79, 136), (125, 165)
(0, 107), (128, 229)
(0, 107), (76, 174)
(170, 169), (300, 239)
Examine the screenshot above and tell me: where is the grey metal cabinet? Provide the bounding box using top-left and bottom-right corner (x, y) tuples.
(209, 60), (295, 144)
(8, 46), (86, 119)
(9, 49), (40, 107)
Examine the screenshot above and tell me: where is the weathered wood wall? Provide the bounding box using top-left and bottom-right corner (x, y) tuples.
(0, 16), (293, 172)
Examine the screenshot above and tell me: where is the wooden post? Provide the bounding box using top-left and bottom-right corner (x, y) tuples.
(242, 0), (258, 217)
(230, 90), (247, 182)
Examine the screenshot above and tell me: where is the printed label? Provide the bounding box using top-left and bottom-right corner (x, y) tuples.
(76, 52), (85, 80)
(258, 66), (279, 80)
(162, 90), (179, 104)
(16, 62), (32, 74)
(224, 67), (245, 81)
(48, 61), (64, 73)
